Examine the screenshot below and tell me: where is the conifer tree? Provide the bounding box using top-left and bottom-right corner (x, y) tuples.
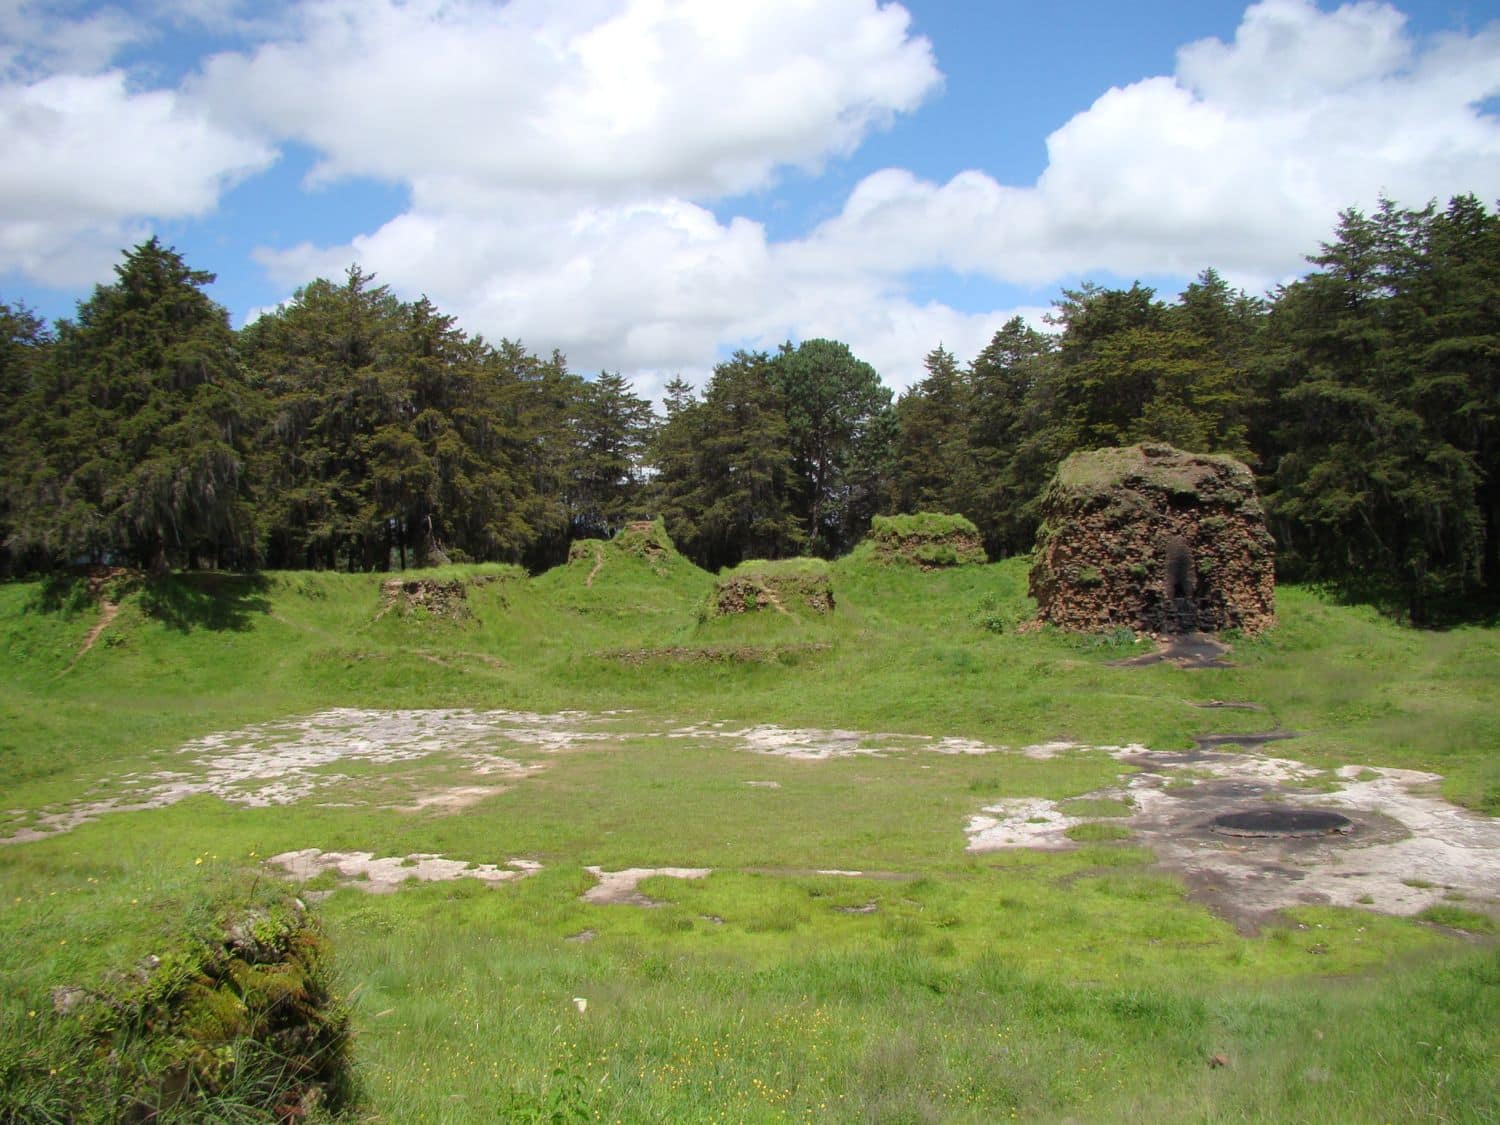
(9, 240), (256, 572)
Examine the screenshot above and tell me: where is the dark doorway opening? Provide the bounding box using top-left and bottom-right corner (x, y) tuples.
(1163, 537), (1197, 633)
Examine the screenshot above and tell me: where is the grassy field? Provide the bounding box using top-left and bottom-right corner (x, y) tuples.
(1, 537), (1498, 1121)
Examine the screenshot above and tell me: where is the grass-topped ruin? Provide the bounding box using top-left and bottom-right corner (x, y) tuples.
(856, 512), (987, 569)
(708, 557), (834, 618)
(566, 519), (684, 585)
(1030, 443), (1277, 635)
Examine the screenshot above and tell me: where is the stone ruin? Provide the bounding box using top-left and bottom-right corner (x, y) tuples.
(710, 564), (835, 618)
(1029, 444), (1276, 635)
(863, 513), (987, 568)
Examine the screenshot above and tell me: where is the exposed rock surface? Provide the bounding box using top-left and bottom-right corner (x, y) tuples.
(1030, 444), (1276, 635)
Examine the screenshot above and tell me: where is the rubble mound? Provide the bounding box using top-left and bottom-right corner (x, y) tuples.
(377, 577), (472, 621)
(1029, 444), (1276, 635)
(710, 560), (834, 617)
(864, 512), (987, 568)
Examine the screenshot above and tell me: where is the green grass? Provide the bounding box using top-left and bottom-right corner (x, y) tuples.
(2, 551), (1498, 1120)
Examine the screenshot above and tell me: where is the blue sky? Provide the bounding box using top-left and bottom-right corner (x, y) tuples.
(2, 0), (1498, 396)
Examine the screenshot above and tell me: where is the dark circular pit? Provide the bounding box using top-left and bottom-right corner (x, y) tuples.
(1211, 807), (1353, 838)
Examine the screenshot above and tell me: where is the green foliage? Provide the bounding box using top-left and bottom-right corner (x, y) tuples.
(1260, 196), (1500, 622)
(652, 351), (801, 571)
(7, 240), (257, 573)
(771, 338), (895, 556)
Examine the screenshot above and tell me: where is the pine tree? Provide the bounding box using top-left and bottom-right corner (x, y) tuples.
(1262, 199), (1489, 621)
(655, 352), (799, 569)
(9, 240), (257, 572)
(770, 338), (893, 555)
(894, 345), (971, 515)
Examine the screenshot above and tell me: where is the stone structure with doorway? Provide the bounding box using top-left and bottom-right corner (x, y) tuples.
(1029, 444), (1276, 635)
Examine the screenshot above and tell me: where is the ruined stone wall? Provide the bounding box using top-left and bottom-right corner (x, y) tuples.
(710, 568), (834, 617)
(1029, 444), (1276, 635)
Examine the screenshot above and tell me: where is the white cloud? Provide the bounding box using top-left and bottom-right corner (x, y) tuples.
(252, 188), (1039, 400)
(0, 69), (274, 283)
(798, 0), (1500, 291)
(243, 0), (1500, 397)
(0, 2), (147, 80)
(195, 0), (939, 198)
(5, 0), (1498, 397)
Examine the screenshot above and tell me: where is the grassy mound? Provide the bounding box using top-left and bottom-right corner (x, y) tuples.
(566, 519), (687, 585)
(858, 513), (987, 568)
(709, 558), (835, 617)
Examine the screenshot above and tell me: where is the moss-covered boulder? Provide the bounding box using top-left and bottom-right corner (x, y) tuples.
(2, 892), (354, 1120)
(862, 513), (987, 568)
(1030, 444), (1276, 635)
(709, 559), (834, 617)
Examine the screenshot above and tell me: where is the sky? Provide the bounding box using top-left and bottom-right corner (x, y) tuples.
(2, 0), (1499, 400)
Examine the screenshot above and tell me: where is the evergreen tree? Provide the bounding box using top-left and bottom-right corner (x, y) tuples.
(965, 317), (1057, 556)
(1262, 199), (1489, 621)
(894, 345), (971, 515)
(9, 240), (257, 572)
(654, 351), (799, 569)
(770, 338), (893, 555)
(0, 301), (52, 571)
(564, 371), (655, 538)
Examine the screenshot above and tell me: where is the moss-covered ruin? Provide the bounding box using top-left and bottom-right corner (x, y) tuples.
(3, 892), (353, 1120)
(709, 559), (834, 617)
(861, 513), (987, 568)
(1029, 444), (1276, 635)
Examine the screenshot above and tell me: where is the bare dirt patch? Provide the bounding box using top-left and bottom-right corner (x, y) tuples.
(375, 578), (473, 622)
(268, 848), (541, 894)
(1111, 633), (1235, 669)
(582, 866), (712, 906)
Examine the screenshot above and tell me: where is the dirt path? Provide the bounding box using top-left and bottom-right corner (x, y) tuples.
(60, 600), (119, 675)
(585, 544), (605, 587)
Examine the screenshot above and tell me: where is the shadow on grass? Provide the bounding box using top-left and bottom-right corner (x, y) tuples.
(1298, 575), (1500, 630)
(29, 566), (145, 614)
(139, 572), (272, 632)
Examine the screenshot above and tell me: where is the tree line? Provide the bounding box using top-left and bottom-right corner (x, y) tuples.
(2, 194), (1496, 622)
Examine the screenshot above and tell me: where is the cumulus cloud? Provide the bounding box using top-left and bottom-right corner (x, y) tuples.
(242, 0), (1499, 395)
(0, 69), (274, 283)
(0, 1), (146, 80)
(800, 0), (1500, 291)
(4, 0), (1498, 395)
(194, 0), (939, 198)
